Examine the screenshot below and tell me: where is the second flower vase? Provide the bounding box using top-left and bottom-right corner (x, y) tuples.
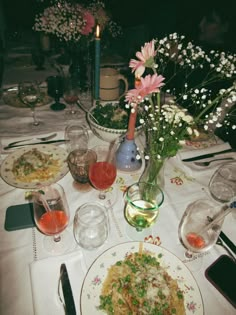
(139, 157), (166, 191)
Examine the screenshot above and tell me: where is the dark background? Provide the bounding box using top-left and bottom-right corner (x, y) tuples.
(0, 0), (235, 146)
(1, 0), (236, 52)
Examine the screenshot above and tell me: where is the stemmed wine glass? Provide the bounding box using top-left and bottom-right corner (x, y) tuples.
(208, 161), (236, 203)
(47, 75), (66, 111)
(63, 76), (79, 118)
(18, 81), (41, 126)
(33, 183), (72, 255)
(88, 144), (117, 206)
(124, 181), (164, 240)
(178, 199), (225, 263)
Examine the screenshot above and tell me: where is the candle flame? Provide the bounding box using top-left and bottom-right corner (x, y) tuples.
(96, 25), (100, 38)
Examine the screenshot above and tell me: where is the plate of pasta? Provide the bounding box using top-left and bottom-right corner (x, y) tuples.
(0, 144), (69, 189)
(80, 242), (203, 315)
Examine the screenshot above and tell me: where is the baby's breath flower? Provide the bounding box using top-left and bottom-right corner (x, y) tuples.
(127, 32), (236, 160)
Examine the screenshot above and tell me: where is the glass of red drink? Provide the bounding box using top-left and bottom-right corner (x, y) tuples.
(33, 183), (72, 254)
(89, 144), (117, 205)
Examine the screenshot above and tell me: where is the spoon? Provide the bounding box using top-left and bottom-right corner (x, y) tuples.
(77, 99), (99, 124)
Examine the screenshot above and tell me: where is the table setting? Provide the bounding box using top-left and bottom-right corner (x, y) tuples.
(1, 5), (236, 314)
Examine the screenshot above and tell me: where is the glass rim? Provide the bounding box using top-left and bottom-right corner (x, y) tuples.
(126, 181), (164, 210)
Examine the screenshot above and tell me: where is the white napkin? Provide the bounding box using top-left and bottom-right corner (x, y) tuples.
(178, 142), (232, 160)
(30, 250), (86, 315)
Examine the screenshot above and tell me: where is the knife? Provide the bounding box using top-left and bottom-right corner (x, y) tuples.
(3, 139), (67, 150)
(60, 263), (77, 315)
(182, 148), (234, 162)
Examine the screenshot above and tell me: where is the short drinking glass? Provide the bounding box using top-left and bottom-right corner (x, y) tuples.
(73, 202), (109, 250)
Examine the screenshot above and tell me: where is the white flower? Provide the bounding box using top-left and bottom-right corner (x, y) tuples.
(187, 127), (192, 135)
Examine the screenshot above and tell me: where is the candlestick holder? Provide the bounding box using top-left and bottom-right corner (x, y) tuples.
(116, 137), (142, 172)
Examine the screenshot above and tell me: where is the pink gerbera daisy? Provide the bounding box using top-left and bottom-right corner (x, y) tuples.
(81, 11), (95, 35)
(126, 74), (165, 104)
(129, 40), (156, 77)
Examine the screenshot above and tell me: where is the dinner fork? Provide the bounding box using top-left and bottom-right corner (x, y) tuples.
(7, 133), (57, 147)
(194, 157), (234, 167)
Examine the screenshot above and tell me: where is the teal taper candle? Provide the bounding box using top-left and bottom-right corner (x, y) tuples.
(94, 25), (100, 100)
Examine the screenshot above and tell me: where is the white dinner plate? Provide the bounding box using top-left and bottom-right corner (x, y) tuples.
(80, 241), (204, 314)
(0, 144), (68, 189)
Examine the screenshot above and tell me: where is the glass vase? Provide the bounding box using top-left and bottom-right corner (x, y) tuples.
(69, 44), (91, 93)
(139, 157), (166, 190)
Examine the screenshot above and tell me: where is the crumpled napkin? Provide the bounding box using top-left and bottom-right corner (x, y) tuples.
(30, 250), (86, 315)
(177, 142), (232, 160)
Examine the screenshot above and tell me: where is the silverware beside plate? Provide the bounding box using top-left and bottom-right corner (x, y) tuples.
(194, 157), (234, 167)
(59, 263), (77, 315)
(182, 148), (234, 162)
(6, 133), (57, 147)
(3, 139), (67, 150)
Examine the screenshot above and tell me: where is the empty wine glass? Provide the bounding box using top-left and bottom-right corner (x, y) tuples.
(33, 183), (72, 255)
(178, 199), (225, 262)
(209, 161), (236, 203)
(47, 75), (66, 111)
(64, 123), (89, 153)
(18, 81), (41, 126)
(88, 144), (117, 205)
(63, 76), (79, 118)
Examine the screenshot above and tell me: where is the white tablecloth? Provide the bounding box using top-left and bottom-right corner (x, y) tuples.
(0, 74), (236, 314)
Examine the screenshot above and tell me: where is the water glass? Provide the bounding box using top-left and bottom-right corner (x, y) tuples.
(209, 161), (236, 203)
(67, 149), (97, 191)
(73, 202), (109, 250)
(64, 123), (89, 152)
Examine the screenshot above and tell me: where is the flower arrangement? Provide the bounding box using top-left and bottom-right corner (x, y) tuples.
(33, 0), (122, 44)
(125, 33), (236, 162)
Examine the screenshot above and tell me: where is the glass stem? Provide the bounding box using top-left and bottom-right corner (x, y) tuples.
(32, 107), (39, 126)
(185, 249), (193, 259)
(54, 234), (61, 242)
(70, 103), (76, 114)
(99, 191), (106, 200)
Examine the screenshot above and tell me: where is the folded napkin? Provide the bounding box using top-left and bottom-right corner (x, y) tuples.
(177, 142), (232, 160)
(30, 250), (86, 315)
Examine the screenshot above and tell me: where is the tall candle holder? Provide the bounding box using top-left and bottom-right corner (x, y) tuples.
(116, 106), (142, 172)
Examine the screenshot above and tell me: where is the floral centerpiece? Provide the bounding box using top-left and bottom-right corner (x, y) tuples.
(125, 33), (236, 187)
(33, 0), (122, 88)
(33, 0), (121, 44)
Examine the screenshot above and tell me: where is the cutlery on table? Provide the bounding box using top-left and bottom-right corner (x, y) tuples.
(7, 133), (57, 147)
(3, 139), (67, 150)
(182, 148), (234, 162)
(194, 157), (234, 167)
(59, 263), (77, 315)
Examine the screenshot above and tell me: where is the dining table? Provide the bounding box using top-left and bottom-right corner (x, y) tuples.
(0, 60), (236, 315)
